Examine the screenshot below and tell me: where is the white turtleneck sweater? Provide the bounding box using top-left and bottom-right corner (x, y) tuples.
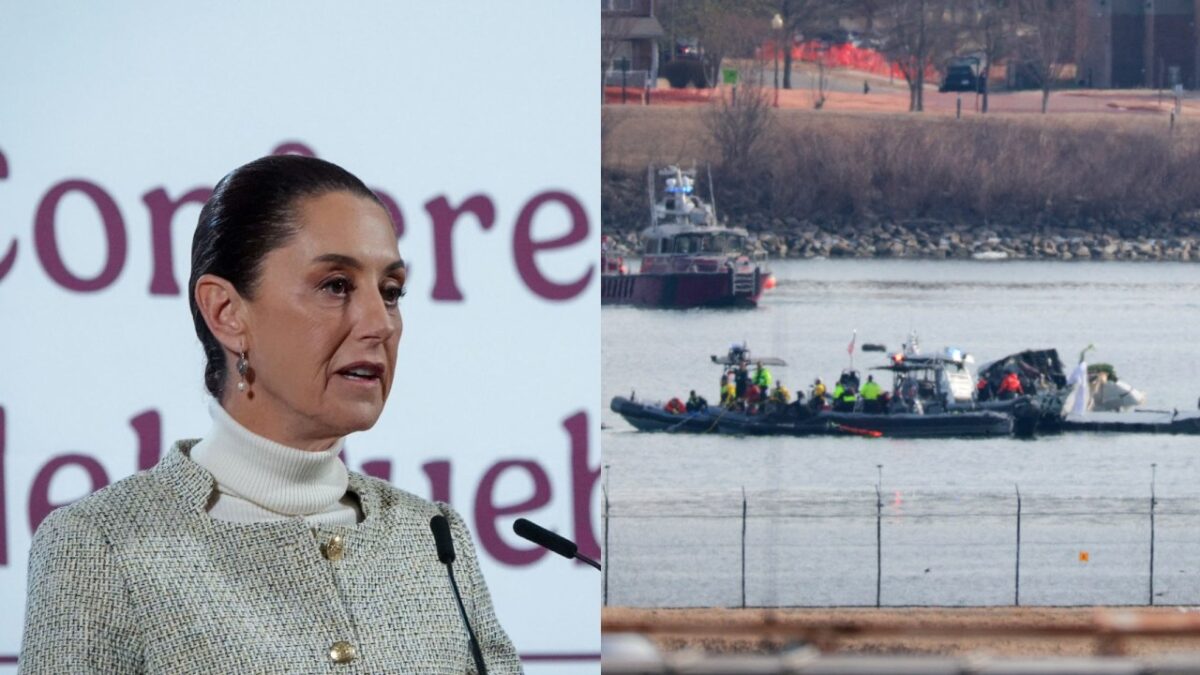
(189, 401), (361, 525)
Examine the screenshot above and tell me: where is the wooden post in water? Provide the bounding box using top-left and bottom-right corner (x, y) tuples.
(741, 486), (748, 609)
(1015, 484), (1022, 606)
(1150, 463), (1157, 606)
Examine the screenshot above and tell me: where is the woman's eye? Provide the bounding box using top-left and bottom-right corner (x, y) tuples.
(382, 285), (406, 305)
(323, 278), (353, 296)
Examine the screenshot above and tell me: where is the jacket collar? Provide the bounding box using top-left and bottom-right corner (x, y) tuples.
(153, 440), (378, 525)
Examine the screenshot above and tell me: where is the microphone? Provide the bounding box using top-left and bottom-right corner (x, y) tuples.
(512, 518), (601, 570)
(429, 515), (487, 675)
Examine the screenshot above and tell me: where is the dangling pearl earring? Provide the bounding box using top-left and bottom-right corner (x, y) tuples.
(236, 351), (249, 393)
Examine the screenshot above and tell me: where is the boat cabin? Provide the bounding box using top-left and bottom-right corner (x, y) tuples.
(642, 230), (749, 256)
(875, 348), (976, 413)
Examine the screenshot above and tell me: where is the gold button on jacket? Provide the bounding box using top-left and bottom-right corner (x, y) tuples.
(328, 640), (356, 664)
(323, 534), (345, 561)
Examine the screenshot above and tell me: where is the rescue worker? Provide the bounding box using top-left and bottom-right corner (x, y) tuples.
(810, 378), (828, 411)
(687, 390), (708, 413)
(841, 386), (858, 411)
(976, 375), (992, 402)
(721, 378), (737, 408)
(735, 364), (750, 400)
(753, 361), (772, 390)
(831, 381), (846, 411)
(998, 370), (1024, 399)
(861, 374), (883, 413)
(769, 381), (790, 406)
(898, 376), (922, 413)
(832, 379), (858, 412)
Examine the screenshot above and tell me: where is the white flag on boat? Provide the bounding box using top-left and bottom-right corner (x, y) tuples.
(847, 330), (857, 355)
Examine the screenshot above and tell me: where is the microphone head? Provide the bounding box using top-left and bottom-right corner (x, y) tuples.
(513, 518), (577, 559)
(429, 515), (456, 564)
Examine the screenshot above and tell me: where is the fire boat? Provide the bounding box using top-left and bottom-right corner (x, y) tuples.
(601, 165), (771, 309)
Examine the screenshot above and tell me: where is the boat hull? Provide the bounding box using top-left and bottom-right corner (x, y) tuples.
(1057, 410), (1200, 435)
(718, 409), (1014, 439)
(609, 396), (722, 433)
(610, 397), (1014, 439)
(961, 393), (1066, 436)
(601, 270), (764, 309)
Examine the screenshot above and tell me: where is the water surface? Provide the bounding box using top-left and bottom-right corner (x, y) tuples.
(602, 259), (1200, 607)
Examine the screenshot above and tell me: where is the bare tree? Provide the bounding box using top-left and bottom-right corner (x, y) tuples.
(846, 0), (887, 33)
(969, 0), (1017, 113)
(704, 82), (774, 171)
(1016, 0), (1074, 113)
(700, 8), (768, 89)
(776, 0), (835, 90)
(880, 0), (959, 112)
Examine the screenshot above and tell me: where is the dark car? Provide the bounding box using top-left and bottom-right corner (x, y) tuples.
(661, 38), (710, 88)
(674, 39), (701, 60)
(940, 64), (983, 93)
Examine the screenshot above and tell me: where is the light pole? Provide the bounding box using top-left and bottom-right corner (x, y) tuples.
(771, 14), (783, 108)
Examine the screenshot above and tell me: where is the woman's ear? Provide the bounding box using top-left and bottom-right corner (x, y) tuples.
(194, 274), (249, 353)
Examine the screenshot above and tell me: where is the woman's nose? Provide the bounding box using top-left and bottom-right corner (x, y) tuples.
(353, 291), (398, 341)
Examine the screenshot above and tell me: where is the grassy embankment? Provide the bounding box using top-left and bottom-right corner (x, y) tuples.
(602, 106), (1200, 240)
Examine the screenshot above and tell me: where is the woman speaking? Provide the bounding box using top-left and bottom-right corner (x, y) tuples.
(19, 156), (521, 673)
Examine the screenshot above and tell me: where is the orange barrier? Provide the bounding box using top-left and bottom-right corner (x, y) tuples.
(603, 86), (713, 106)
(762, 40), (940, 81)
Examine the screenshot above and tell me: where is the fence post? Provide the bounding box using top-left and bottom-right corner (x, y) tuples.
(1150, 463), (1157, 606)
(602, 465), (610, 607)
(1015, 484), (1022, 607)
(741, 486), (748, 609)
(876, 464), (883, 608)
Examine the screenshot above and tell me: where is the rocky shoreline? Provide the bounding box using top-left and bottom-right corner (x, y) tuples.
(604, 217), (1200, 262)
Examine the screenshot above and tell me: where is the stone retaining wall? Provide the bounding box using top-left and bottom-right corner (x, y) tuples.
(604, 217), (1200, 261)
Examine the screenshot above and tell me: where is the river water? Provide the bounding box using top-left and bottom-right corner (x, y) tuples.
(602, 259), (1200, 608)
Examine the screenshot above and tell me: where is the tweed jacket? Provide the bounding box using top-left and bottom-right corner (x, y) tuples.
(19, 441), (522, 674)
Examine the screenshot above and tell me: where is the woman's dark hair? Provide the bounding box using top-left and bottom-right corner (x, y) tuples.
(189, 155), (388, 399)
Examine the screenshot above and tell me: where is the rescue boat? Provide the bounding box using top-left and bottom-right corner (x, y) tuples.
(601, 165), (770, 309)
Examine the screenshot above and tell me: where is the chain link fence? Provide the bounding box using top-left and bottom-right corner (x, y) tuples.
(601, 472), (1200, 608)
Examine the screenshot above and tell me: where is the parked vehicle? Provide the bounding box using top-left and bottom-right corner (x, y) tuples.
(939, 61), (984, 93)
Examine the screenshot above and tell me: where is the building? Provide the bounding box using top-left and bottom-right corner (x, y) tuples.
(1077, 0), (1200, 88)
(602, 0), (664, 87)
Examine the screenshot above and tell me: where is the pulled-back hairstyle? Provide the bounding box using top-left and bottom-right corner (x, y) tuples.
(189, 155), (387, 399)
